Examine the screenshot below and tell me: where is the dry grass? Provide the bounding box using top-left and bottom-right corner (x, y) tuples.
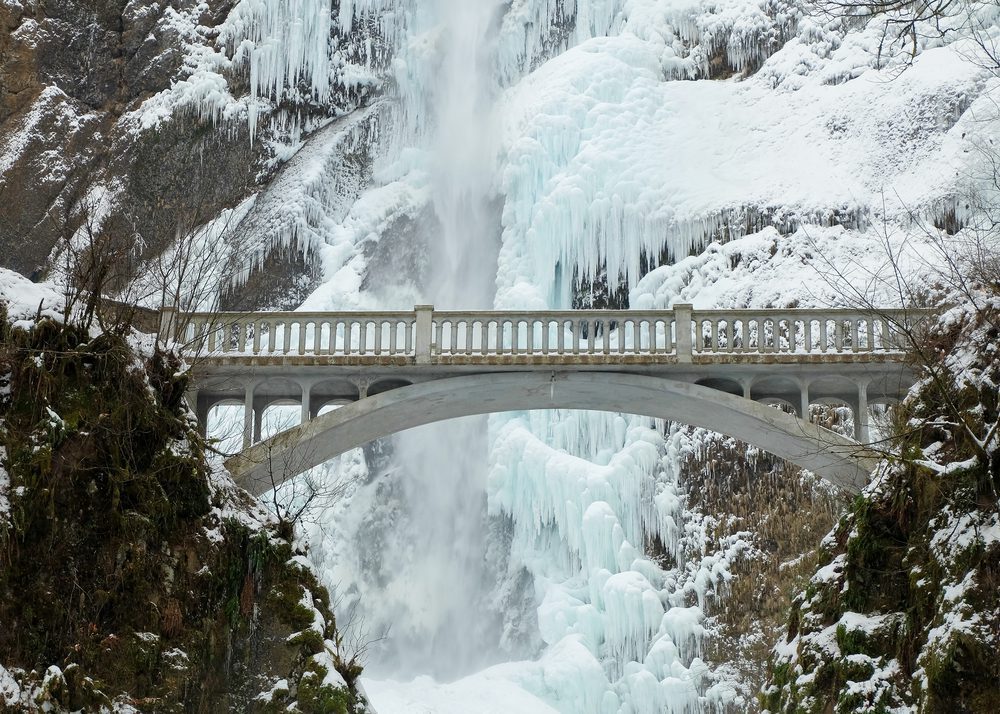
(679, 412), (848, 709)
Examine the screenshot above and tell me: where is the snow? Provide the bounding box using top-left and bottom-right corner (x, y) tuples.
(364, 666), (562, 714)
(0, 267), (64, 327)
(0, 665), (18, 706)
(126, 5), (242, 131)
(497, 34), (991, 308)
(0, 446), (8, 526)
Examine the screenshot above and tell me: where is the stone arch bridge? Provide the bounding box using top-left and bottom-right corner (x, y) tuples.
(162, 304), (930, 496)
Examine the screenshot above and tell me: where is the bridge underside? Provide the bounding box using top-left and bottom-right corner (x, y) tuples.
(214, 371), (888, 496)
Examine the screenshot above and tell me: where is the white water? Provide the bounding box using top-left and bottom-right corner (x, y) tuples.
(428, 0), (505, 310)
(368, 0), (508, 680)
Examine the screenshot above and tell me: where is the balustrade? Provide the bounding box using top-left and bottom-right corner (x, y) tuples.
(689, 309), (918, 355)
(162, 305), (930, 360)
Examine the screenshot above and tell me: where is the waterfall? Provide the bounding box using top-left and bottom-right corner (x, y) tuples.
(374, 0), (508, 679)
(428, 0), (504, 310)
(212, 0), (750, 710)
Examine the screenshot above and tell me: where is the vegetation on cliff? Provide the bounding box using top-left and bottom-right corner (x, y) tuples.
(0, 293), (367, 712)
(762, 296), (1000, 712)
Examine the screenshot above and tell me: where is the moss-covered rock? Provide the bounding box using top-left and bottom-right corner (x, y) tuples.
(0, 310), (368, 712)
(762, 303), (1000, 713)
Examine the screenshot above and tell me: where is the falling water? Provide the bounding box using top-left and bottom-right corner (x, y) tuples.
(428, 0), (504, 310)
(367, 0), (507, 679)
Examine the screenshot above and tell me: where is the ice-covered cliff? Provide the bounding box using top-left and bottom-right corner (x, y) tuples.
(4, 0), (999, 711)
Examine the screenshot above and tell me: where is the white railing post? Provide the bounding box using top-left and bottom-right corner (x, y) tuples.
(674, 304), (693, 363)
(415, 305), (434, 364)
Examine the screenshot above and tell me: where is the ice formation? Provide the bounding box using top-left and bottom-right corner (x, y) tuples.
(169, 0), (1000, 711)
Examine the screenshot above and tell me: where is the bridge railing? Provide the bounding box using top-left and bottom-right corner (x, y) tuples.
(173, 311), (419, 357)
(164, 305), (932, 360)
(689, 308), (919, 354)
(430, 310), (675, 357)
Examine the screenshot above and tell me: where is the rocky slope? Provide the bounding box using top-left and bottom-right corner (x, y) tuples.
(0, 0), (378, 305)
(763, 298), (1000, 712)
(0, 270), (368, 712)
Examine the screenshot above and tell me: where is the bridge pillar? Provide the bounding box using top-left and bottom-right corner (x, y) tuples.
(186, 388), (205, 436)
(674, 304), (693, 363)
(252, 399), (264, 444)
(242, 383), (254, 450)
(856, 380), (871, 444)
(300, 383), (312, 425)
(415, 304), (434, 364)
(159, 304), (177, 343)
(799, 380), (811, 421)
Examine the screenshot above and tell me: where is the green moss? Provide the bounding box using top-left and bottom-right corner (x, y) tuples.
(297, 663), (353, 714)
(0, 314), (366, 711)
(289, 628), (326, 655)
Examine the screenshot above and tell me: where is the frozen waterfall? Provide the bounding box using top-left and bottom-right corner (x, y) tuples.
(211, 0), (751, 710)
(177, 0), (999, 710)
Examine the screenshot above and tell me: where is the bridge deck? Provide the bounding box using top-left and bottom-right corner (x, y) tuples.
(167, 305), (931, 484)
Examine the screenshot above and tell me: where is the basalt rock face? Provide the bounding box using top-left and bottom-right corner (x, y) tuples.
(1, 0), (251, 275)
(0, 0), (376, 305)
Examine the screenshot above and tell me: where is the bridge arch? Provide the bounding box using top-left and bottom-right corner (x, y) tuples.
(225, 372), (879, 497)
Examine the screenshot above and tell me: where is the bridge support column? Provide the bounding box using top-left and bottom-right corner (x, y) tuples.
(856, 380), (870, 444)
(186, 388), (205, 436)
(242, 383), (254, 450)
(158, 304), (177, 344)
(300, 383), (312, 425)
(253, 399), (264, 444)
(799, 380), (811, 421)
